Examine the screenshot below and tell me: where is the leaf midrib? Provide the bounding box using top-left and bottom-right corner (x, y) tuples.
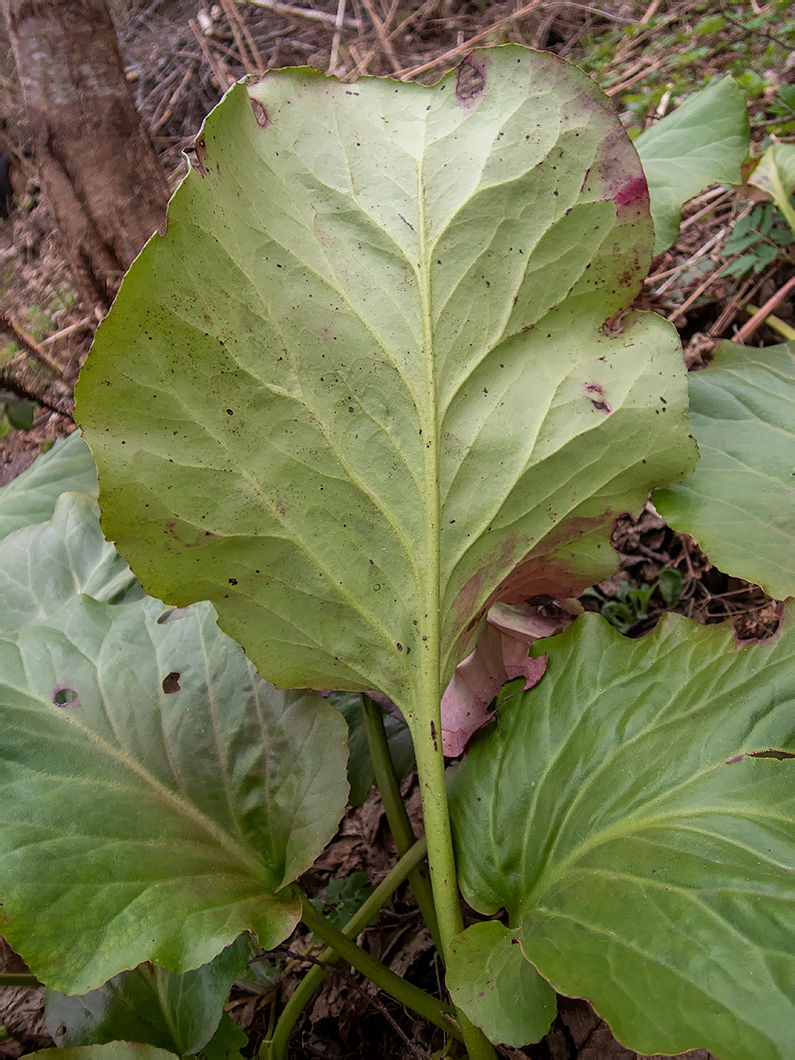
(415, 127), (441, 723)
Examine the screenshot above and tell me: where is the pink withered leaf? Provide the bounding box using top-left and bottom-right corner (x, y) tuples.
(440, 601), (580, 757)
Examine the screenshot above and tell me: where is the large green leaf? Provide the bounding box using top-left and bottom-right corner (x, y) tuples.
(0, 491), (141, 631)
(75, 46), (696, 727)
(45, 934), (249, 1056)
(31, 1046), (177, 1060)
(636, 77), (748, 253)
(0, 431), (97, 540)
(0, 593), (348, 993)
(449, 610), (795, 1060)
(654, 340), (795, 598)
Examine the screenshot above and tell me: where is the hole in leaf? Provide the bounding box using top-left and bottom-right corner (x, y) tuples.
(455, 60), (484, 101)
(748, 749), (795, 761)
(52, 687), (78, 708)
(162, 672), (181, 694)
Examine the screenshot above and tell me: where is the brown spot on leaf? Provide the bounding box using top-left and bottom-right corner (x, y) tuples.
(250, 98), (271, 128)
(193, 135), (208, 176)
(584, 381), (612, 414)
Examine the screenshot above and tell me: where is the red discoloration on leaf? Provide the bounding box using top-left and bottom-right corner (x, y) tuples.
(448, 513), (620, 669)
(584, 381), (612, 414)
(491, 514), (617, 602)
(441, 625), (543, 756)
(165, 520), (215, 549)
(725, 754), (744, 765)
(616, 175), (649, 208)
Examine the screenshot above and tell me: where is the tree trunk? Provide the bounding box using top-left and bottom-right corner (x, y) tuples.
(3, 0), (170, 304)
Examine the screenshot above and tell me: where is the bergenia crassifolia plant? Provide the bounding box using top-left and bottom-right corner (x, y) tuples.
(0, 45), (791, 1060)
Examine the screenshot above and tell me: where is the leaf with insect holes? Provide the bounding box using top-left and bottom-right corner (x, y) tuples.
(0, 591), (348, 994)
(449, 609), (795, 1060)
(75, 46), (696, 736)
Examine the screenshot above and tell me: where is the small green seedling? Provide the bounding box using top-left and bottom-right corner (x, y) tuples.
(589, 568), (685, 633)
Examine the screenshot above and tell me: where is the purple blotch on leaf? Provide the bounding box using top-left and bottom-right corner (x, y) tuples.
(616, 175), (649, 207)
(584, 381), (612, 414)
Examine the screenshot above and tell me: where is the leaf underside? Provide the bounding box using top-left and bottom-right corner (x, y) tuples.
(449, 609), (795, 1060)
(75, 46), (696, 728)
(654, 339), (795, 599)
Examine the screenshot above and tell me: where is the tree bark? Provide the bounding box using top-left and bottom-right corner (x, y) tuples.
(3, 0), (170, 304)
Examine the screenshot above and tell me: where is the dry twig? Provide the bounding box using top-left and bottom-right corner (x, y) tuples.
(0, 313), (64, 377)
(396, 0), (544, 80)
(247, 0), (361, 31)
(735, 274), (795, 343)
